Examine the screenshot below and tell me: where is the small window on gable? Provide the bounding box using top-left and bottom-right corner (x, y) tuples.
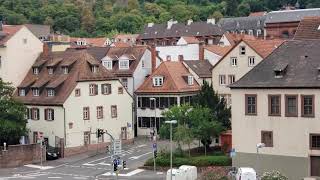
(33, 67), (39, 75)
(48, 67), (54, 74)
(240, 46), (246, 55)
(219, 75), (226, 85)
(230, 57), (237, 66)
(119, 60), (129, 69)
(75, 88), (81, 97)
(187, 76), (194, 85)
(63, 67), (68, 74)
(248, 56), (255, 66)
(142, 60), (145, 68)
(23, 38), (27, 44)
(118, 87), (123, 94)
(91, 66), (98, 73)
(228, 75), (235, 84)
(153, 76), (163, 86)
(19, 88), (26, 96)
(166, 55), (171, 61)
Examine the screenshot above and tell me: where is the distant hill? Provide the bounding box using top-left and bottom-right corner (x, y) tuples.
(0, 0), (319, 37)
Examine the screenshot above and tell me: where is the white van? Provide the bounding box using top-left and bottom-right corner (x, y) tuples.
(235, 167), (257, 180)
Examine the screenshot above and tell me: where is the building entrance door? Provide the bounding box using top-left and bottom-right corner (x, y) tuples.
(311, 156), (320, 176)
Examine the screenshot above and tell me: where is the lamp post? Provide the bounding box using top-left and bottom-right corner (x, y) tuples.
(256, 143), (265, 178)
(165, 120), (177, 180)
(150, 98), (157, 138)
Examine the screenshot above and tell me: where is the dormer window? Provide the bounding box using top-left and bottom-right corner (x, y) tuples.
(19, 88), (26, 96)
(166, 56), (171, 61)
(187, 76), (194, 85)
(33, 67), (39, 75)
(119, 60), (129, 70)
(103, 61), (113, 70)
(63, 67), (68, 74)
(32, 88), (39, 96)
(47, 89), (55, 97)
(153, 76), (163, 87)
(91, 65), (98, 73)
(274, 63), (288, 78)
(77, 40), (86, 46)
(48, 67), (54, 75)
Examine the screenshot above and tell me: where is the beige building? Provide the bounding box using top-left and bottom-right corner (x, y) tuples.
(14, 48), (133, 156)
(211, 39), (283, 106)
(0, 24), (43, 87)
(230, 40), (320, 179)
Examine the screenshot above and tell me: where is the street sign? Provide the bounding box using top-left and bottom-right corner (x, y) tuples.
(127, 122), (132, 128)
(230, 148), (236, 158)
(114, 139), (122, 155)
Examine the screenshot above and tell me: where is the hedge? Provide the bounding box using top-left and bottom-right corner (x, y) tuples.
(144, 155), (231, 167)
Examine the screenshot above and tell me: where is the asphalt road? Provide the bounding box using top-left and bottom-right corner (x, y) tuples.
(0, 138), (170, 180)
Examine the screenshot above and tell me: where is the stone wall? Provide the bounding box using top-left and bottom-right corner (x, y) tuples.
(0, 144), (45, 168)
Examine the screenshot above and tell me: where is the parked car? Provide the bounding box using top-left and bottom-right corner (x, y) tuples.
(46, 146), (60, 160)
(229, 167), (257, 180)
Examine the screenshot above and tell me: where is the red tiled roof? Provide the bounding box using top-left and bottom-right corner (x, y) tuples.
(14, 49), (115, 105)
(0, 25), (23, 46)
(244, 39), (284, 58)
(136, 61), (200, 94)
(70, 37), (107, 47)
(181, 36), (200, 44)
(224, 33), (256, 46)
(204, 45), (232, 56)
(294, 16), (320, 40)
(114, 34), (139, 40)
(111, 42), (131, 48)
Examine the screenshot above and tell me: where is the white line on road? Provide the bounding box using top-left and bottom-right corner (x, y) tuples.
(128, 152), (152, 160)
(24, 164), (54, 170)
(48, 177), (62, 179)
(97, 162), (111, 166)
(101, 169), (144, 177)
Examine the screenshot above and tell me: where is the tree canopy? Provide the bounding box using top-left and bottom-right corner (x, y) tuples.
(0, 78), (27, 145)
(0, 0), (318, 37)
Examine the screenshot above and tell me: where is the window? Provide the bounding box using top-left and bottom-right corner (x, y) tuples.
(111, 105), (117, 118)
(63, 67), (68, 74)
(138, 117), (151, 128)
(103, 61), (113, 70)
(248, 30), (253, 35)
(310, 134), (320, 150)
(257, 29), (262, 36)
(75, 88), (81, 97)
(91, 66), (98, 73)
(187, 76), (194, 85)
(101, 84), (111, 95)
(19, 89), (26, 96)
(268, 95), (281, 116)
(44, 108), (54, 121)
(285, 95), (298, 117)
(230, 57), (237, 66)
(84, 131), (90, 145)
(48, 67), (54, 74)
(32, 88), (39, 96)
(83, 107), (90, 120)
(301, 95), (314, 117)
(219, 75), (226, 85)
(166, 55), (171, 61)
(121, 78), (128, 89)
(228, 75), (235, 84)
(33, 67), (39, 75)
(141, 60), (145, 68)
(248, 56), (255, 66)
(119, 60), (129, 69)
(31, 108), (40, 120)
(261, 131), (273, 147)
(89, 84), (98, 96)
(97, 106), (103, 119)
(47, 89), (55, 97)
(240, 46), (246, 55)
(118, 87), (123, 94)
(245, 94), (257, 115)
(178, 55), (184, 61)
(153, 76), (164, 86)
(23, 38), (27, 44)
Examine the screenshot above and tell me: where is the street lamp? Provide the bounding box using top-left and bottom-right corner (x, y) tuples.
(150, 98), (157, 138)
(256, 143), (265, 177)
(165, 120), (177, 180)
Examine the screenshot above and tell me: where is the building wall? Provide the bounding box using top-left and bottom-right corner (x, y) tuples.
(204, 49), (222, 66)
(265, 22), (299, 39)
(51, 44), (70, 52)
(0, 26), (43, 87)
(218, 34), (232, 46)
(156, 44), (199, 61)
(211, 41), (263, 97)
(133, 49), (152, 92)
(231, 88), (320, 179)
(63, 80), (133, 148)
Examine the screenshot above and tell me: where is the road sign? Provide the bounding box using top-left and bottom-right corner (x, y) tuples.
(114, 139), (122, 155)
(230, 148), (236, 158)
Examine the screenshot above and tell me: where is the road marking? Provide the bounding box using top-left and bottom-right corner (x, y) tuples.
(128, 152), (152, 160)
(137, 144), (147, 148)
(48, 177), (62, 179)
(97, 162), (111, 166)
(124, 169), (144, 176)
(24, 164), (54, 170)
(101, 169), (144, 177)
(157, 172), (164, 175)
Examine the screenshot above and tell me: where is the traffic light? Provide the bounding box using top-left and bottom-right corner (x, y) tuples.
(122, 160), (126, 169)
(113, 159), (118, 172)
(154, 150), (157, 158)
(97, 129), (104, 138)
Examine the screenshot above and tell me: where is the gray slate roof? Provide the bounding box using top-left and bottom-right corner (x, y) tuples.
(183, 60), (213, 78)
(218, 16), (265, 32)
(265, 8), (320, 24)
(139, 21), (223, 39)
(25, 24), (51, 38)
(230, 40), (320, 88)
(87, 47), (110, 61)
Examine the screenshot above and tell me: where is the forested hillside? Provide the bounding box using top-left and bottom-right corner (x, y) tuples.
(0, 0), (319, 37)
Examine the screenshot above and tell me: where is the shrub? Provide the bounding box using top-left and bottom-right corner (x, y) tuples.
(200, 166), (228, 180)
(261, 171), (288, 180)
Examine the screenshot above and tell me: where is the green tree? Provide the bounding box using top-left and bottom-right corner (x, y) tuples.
(226, 0), (239, 16)
(210, 11), (223, 21)
(54, 15), (80, 34)
(0, 79), (27, 145)
(128, 0), (140, 10)
(237, 2), (251, 16)
(81, 6), (95, 33)
(174, 124), (194, 157)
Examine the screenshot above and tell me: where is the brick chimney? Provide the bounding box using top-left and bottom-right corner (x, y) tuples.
(151, 45), (157, 72)
(42, 42), (50, 58)
(199, 42), (204, 60)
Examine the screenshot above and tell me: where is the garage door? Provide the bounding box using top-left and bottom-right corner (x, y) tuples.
(311, 156), (320, 176)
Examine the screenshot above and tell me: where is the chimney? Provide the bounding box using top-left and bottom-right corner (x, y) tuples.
(178, 55), (184, 61)
(151, 45), (157, 72)
(199, 42), (204, 60)
(42, 42), (50, 58)
(147, 22), (154, 27)
(167, 19), (177, 29)
(206, 18), (215, 25)
(187, 19), (193, 25)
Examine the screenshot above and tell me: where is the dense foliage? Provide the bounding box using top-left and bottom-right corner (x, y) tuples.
(0, 0), (319, 37)
(0, 78), (27, 145)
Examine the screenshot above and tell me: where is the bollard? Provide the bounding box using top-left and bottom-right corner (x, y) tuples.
(3, 142), (7, 151)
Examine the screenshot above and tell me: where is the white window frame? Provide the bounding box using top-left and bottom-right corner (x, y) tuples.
(63, 67), (68, 74)
(248, 56), (255, 67)
(248, 30), (253, 35)
(47, 109), (54, 120)
(257, 29), (262, 36)
(141, 60), (145, 68)
(97, 106), (103, 119)
(102, 84), (111, 94)
(48, 67), (53, 74)
(32, 88), (39, 96)
(33, 109), (39, 120)
(228, 75), (235, 84)
(219, 75), (226, 86)
(153, 76), (164, 86)
(119, 60), (129, 70)
(240, 46), (246, 55)
(230, 57), (237, 67)
(19, 89), (26, 96)
(103, 61), (113, 70)
(89, 84), (95, 95)
(33, 68), (39, 75)
(47, 89), (55, 97)
(91, 66), (98, 73)
(187, 76), (194, 85)
(83, 107), (89, 120)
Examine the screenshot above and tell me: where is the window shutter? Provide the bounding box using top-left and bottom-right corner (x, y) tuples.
(52, 109), (54, 120)
(44, 109), (48, 120)
(101, 84), (104, 94)
(108, 84), (112, 94)
(95, 84), (98, 95)
(88, 108), (90, 120)
(27, 108), (31, 119)
(31, 109), (34, 120)
(37, 109), (40, 120)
